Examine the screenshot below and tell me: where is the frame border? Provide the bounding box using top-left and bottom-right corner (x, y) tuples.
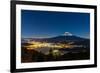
(10, 1), (97, 72)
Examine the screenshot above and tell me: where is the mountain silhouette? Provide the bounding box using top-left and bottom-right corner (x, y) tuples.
(22, 34), (89, 43)
(51, 35), (86, 40)
(42, 35), (89, 43)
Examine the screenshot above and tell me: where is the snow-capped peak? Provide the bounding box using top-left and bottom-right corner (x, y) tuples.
(63, 32), (73, 36)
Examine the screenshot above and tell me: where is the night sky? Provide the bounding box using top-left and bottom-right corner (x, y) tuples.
(21, 10), (90, 38)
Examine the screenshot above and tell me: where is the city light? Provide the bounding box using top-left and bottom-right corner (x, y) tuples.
(23, 41), (83, 50)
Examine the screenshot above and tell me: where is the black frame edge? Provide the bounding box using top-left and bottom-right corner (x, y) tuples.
(10, 1), (16, 73)
(94, 6), (97, 67)
(15, 64), (96, 72)
(14, 0), (97, 9)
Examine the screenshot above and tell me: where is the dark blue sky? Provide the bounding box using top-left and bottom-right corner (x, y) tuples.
(21, 10), (90, 38)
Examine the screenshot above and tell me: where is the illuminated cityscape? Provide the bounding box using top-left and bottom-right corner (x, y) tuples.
(21, 34), (90, 62)
(23, 41), (85, 51)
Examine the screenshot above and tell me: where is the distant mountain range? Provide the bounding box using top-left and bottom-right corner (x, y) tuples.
(22, 35), (89, 43)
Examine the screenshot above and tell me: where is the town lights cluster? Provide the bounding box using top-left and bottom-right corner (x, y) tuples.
(23, 41), (82, 50)
(24, 41), (71, 49)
